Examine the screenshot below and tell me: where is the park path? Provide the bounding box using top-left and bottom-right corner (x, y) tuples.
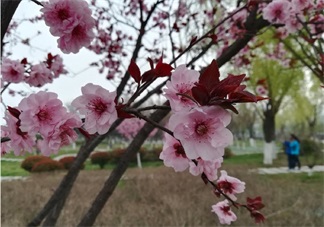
(253, 165), (324, 174)
(2, 155), (324, 181)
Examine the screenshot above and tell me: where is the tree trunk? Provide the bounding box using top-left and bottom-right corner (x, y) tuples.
(262, 109), (276, 164)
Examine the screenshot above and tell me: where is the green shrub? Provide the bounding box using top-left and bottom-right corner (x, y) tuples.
(21, 156), (51, 172)
(223, 148), (234, 159)
(300, 139), (323, 166)
(300, 139), (322, 156)
(141, 147), (161, 162)
(111, 148), (137, 164)
(59, 156), (84, 170)
(31, 159), (64, 172)
(90, 152), (111, 169)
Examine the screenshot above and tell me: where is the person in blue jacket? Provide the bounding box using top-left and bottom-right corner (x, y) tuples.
(289, 134), (301, 170)
(283, 139), (293, 169)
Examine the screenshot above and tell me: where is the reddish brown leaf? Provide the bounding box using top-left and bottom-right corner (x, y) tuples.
(247, 196), (265, 210)
(199, 60), (220, 91)
(141, 69), (156, 83)
(209, 34), (218, 43)
(128, 59), (141, 83)
(20, 58), (28, 65)
(250, 210), (265, 224)
(191, 85), (209, 105)
(190, 36), (198, 46)
(7, 106), (21, 119)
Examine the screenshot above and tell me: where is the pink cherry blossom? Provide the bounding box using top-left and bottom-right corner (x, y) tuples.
(189, 157), (223, 181)
(18, 91), (66, 136)
(117, 118), (158, 140)
(50, 55), (68, 78)
(256, 85), (268, 96)
(262, 0), (291, 24)
(159, 134), (190, 172)
(291, 0), (314, 11)
(2, 112), (35, 156)
(216, 170), (246, 201)
(1, 58), (25, 83)
(38, 113), (82, 156)
(285, 15), (303, 33)
(57, 18), (95, 54)
(116, 118), (144, 140)
(71, 83), (117, 135)
(169, 106), (233, 161)
(1, 126), (11, 155)
(41, 0), (95, 53)
(25, 63), (53, 87)
(41, 0), (94, 36)
(164, 64), (199, 112)
(211, 200), (237, 225)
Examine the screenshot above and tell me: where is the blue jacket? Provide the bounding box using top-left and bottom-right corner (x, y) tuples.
(283, 141), (291, 154)
(290, 140), (300, 155)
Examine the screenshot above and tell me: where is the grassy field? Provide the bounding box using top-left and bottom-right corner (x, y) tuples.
(2, 150), (323, 177)
(2, 162), (323, 227)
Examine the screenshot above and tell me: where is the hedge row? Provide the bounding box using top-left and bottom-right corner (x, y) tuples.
(21, 147), (234, 172)
(21, 155), (79, 173)
(90, 147), (233, 169)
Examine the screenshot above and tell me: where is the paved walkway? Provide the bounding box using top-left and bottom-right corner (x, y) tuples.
(255, 165), (324, 174)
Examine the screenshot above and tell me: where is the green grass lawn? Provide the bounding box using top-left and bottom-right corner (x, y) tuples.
(2, 151), (323, 177)
(1, 161), (30, 177)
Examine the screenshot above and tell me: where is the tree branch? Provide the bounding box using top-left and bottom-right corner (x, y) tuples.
(27, 119), (124, 226)
(1, 0), (21, 51)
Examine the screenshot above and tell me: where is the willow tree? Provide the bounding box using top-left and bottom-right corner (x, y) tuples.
(249, 58), (304, 164)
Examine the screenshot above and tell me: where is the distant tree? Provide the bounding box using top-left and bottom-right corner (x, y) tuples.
(249, 57), (304, 164)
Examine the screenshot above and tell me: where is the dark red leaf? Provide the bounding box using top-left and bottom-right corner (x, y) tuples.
(20, 58), (28, 65)
(128, 59), (141, 83)
(199, 60), (220, 91)
(141, 69), (156, 82)
(229, 88), (268, 103)
(191, 85), (209, 105)
(209, 34), (218, 43)
(190, 36), (198, 46)
(155, 63), (173, 77)
(250, 210), (265, 224)
(7, 106), (21, 119)
(247, 196), (265, 210)
(210, 74), (246, 97)
(115, 103), (135, 119)
(219, 103), (239, 114)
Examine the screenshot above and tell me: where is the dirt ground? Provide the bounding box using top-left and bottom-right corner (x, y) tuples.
(1, 165), (324, 226)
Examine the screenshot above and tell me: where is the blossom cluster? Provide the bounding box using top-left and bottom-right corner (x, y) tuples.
(1, 54), (67, 87)
(2, 92), (81, 156)
(262, 0), (324, 35)
(41, 0), (95, 54)
(1, 83), (117, 156)
(156, 61), (265, 224)
(116, 118), (158, 140)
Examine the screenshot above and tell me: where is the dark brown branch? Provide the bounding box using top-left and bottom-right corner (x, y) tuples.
(1, 137), (10, 143)
(78, 107), (170, 226)
(124, 105), (173, 136)
(1, 0), (21, 51)
(27, 119), (123, 226)
(136, 105), (171, 112)
(115, 0), (164, 99)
